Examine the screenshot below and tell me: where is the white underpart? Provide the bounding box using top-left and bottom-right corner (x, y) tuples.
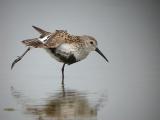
(57, 43), (89, 61)
(38, 34), (52, 43)
(45, 43), (89, 62)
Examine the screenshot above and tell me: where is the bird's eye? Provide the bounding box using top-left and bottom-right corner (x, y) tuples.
(90, 41), (94, 44)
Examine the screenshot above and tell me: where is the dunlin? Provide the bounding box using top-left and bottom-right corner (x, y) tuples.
(11, 26), (109, 84)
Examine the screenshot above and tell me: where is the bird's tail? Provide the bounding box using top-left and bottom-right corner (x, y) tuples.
(22, 38), (44, 48)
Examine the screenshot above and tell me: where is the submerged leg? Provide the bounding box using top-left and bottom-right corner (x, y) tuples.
(61, 63), (66, 85)
(61, 82), (65, 97)
(11, 47), (31, 69)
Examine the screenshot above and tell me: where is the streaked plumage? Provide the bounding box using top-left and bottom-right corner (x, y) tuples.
(11, 26), (109, 84)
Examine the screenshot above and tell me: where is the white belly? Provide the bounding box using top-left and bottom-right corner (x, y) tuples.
(57, 43), (89, 61)
(45, 43), (89, 62)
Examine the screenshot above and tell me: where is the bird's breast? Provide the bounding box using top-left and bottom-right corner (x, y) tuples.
(45, 43), (89, 65)
(45, 48), (77, 65)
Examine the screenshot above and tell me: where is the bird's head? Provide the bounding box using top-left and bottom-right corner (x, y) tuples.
(80, 35), (109, 63)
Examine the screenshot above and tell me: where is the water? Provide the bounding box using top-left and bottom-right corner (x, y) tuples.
(1, 69), (159, 120)
(1, 77), (107, 120)
(11, 86), (96, 120)
(0, 0), (160, 120)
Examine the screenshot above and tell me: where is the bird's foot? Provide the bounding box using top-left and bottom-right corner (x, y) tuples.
(11, 56), (22, 70)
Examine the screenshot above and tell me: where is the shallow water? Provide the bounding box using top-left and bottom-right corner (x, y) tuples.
(1, 75), (109, 120)
(10, 83), (107, 120)
(0, 0), (160, 120)
(1, 71), (159, 120)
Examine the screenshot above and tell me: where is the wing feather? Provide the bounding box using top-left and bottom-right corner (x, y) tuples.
(22, 38), (46, 48)
(44, 30), (68, 48)
(21, 30), (80, 49)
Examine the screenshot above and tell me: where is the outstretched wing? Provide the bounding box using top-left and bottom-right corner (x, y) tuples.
(22, 26), (52, 48)
(22, 29), (77, 49)
(21, 32), (66, 48)
(22, 38), (46, 48)
(32, 26), (51, 35)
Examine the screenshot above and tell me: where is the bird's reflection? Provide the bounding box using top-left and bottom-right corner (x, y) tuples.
(11, 84), (106, 120)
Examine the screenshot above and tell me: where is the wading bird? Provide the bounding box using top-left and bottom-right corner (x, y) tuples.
(11, 26), (109, 84)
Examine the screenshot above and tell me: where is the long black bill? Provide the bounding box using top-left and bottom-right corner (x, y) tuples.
(95, 48), (109, 63)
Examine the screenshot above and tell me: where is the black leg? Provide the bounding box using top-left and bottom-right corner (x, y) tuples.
(11, 47), (31, 69)
(61, 63), (66, 85)
(61, 83), (65, 97)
